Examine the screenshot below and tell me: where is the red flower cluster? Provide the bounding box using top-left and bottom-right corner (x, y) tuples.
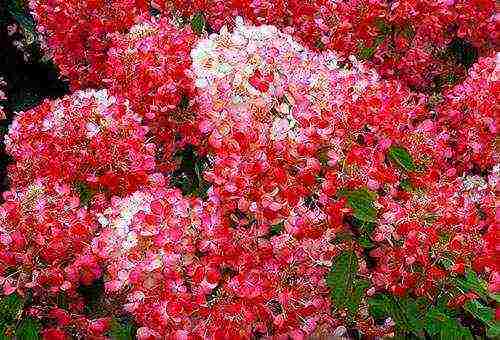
(5, 89), (155, 195)
(104, 16), (200, 172)
(29, 0), (148, 90)
(1, 2), (497, 339)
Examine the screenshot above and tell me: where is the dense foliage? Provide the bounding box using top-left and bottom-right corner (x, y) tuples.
(0, 0), (498, 339)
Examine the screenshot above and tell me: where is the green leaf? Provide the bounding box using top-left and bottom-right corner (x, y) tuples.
(7, 0), (36, 32)
(0, 294), (24, 324)
(269, 221), (284, 237)
(326, 251), (369, 316)
(424, 307), (473, 339)
(0, 323), (11, 340)
(339, 188), (378, 223)
(399, 178), (414, 192)
(171, 145), (210, 198)
(191, 12), (206, 35)
(357, 232), (374, 249)
(15, 318), (41, 340)
(388, 145), (416, 172)
(358, 46), (376, 60)
(490, 293), (500, 303)
(73, 181), (95, 207)
(368, 294), (424, 335)
(107, 318), (137, 340)
(452, 270), (491, 302)
(464, 299), (494, 326)
(486, 322), (500, 339)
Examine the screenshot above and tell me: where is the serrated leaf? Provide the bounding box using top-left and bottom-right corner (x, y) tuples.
(349, 279), (370, 315)
(191, 12), (206, 35)
(388, 146), (416, 172)
(15, 318), (40, 339)
(425, 307), (473, 339)
(339, 188), (378, 223)
(368, 294), (424, 335)
(326, 251), (368, 316)
(452, 270), (490, 302)
(464, 299), (494, 326)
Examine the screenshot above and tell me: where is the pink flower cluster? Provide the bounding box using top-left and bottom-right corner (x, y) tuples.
(0, 1), (498, 338)
(163, 0), (498, 91)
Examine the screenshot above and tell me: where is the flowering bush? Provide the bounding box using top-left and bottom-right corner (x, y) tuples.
(1, 1), (498, 339)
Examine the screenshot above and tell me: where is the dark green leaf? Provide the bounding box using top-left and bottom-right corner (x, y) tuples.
(269, 221), (284, 236)
(107, 318), (137, 340)
(358, 46), (376, 60)
(399, 178), (414, 192)
(15, 318), (41, 340)
(339, 188), (378, 223)
(388, 145), (416, 172)
(368, 294), (424, 335)
(73, 181), (95, 207)
(0, 322), (12, 340)
(486, 322), (500, 339)
(326, 251), (369, 316)
(464, 299), (494, 326)
(191, 12), (206, 35)
(171, 145), (210, 198)
(7, 0), (36, 32)
(424, 307), (473, 339)
(0, 294), (24, 323)
(451, 270), (491, 302)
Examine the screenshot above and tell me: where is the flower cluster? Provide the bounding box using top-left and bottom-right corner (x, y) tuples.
(5, 89), (155, 195)
(104, 16), (200, 172)
(166, 0), (496, 91)
(29, 0), (148, 90)
(91, 175), (340, 337)
(0, 178), (98, 296)
(1, 2), (498, 339)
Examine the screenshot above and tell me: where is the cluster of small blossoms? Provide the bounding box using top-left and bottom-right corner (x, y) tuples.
(105, 16), (200, 172)
(0, 179), (115, 338)
(191, 19), (426, 226)
(5, 89), (156, 195)
(167, 0), (497, 91)
(189, 20), (498, 335)
(89, 173), (342, 337)
(29, 0), (148, 90)
(0, 179), (100, 307)
(372, 171), (497, 297)
(434, 54), (499, 173)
